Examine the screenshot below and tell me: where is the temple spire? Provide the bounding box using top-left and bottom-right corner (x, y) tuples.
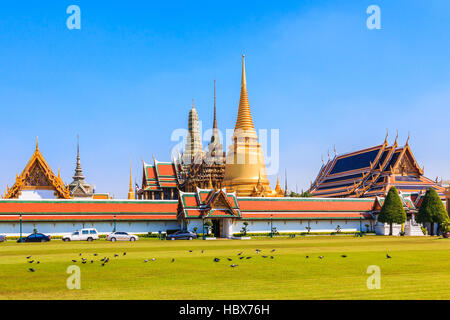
(234, 54), (256, 133)
(284, 169), (288, 196)
(128, 159), (135, 200)
(213, 79), (217, 130)
(68, 135), (94, 198)
(183, 100), (204, 166)
(73, 135), (85, 181)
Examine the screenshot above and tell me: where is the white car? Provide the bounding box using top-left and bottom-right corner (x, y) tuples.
(62, 228), (99, 242)
(106, 232), (139, 242)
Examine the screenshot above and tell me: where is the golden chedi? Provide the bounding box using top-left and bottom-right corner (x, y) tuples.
(223, 55), (273, 197)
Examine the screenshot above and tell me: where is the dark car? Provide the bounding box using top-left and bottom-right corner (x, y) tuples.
(166, 230), (197, 240)
(0, 235), (6, 242)
(17, 233), (51, 243)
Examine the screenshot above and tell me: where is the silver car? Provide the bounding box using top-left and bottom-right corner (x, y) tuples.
(106, 231), (139, 242)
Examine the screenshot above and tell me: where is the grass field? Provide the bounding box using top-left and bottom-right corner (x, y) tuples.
(0, 236), (449, 300)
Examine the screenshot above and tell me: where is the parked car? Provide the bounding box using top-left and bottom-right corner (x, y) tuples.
(62, 228), (99, 242)
(106, 231), (139, 242)
(17, 233), (51, 243)
(166, 230), (197, 240)
(0, 235), (6, 242)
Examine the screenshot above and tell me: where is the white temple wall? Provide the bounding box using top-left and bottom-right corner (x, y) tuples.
(0, 221), (182, 237)
(231, 219), (365, 234)
(0, 218), (373, 237)
(18, 190), (57, 200)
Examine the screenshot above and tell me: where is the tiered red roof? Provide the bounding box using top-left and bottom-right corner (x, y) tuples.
(142, 158), (179, 191)
(178, 188), (240, 219)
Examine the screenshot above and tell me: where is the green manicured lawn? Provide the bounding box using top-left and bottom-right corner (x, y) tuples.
(0, 236), (449, 300)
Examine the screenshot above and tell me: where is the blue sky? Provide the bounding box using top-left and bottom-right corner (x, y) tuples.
(1, 0), (450, 198)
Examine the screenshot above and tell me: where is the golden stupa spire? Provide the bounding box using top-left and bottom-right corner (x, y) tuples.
(275, 176), (281, 189)
(234, 54), (256, 133)
(128, 159), (135, 200)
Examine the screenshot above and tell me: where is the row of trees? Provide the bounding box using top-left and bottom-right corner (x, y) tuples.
(378, 186), (449, 235)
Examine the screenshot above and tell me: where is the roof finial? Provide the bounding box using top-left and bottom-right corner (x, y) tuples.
(333, 145), (337, 156)
(406, 131), (410, 146)
(384, 129), (389, 144)
(394, 130), (399, 144)
(192, 98), (195, 109)
(36, 136), (39, 150)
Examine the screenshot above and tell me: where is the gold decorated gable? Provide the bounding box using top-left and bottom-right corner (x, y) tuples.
(209, 190), (231, 209)
(391, 146), (421, 176)
(24, 162), (53, 187)
(3, 143), (71, 199)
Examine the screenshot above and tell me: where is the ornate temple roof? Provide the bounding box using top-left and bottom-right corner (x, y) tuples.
(3, 139), (71, 199)
(310, 135), (445, 199)
(178, 188), (240, 219)
(142, 158), (179, 191)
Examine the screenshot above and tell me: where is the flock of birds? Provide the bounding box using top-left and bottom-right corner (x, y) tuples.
(26, 251), (128, 272)
(211, 248), (278, 268)
(25, 249), (394, 272)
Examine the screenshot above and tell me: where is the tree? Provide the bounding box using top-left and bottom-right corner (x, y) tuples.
(290, 191), (313, 198)
(204, 220), (213, 235)
(240, 222), (249, 236)
(378, 186), (407, 235)
(416, 188), (449, 236)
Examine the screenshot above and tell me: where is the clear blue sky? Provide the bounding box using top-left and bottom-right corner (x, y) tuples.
(1, 0), (449, 198)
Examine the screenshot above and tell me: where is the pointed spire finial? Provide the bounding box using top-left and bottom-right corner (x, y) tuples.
(284, 169), (288, 196)
(406, 131), (410, 146)
(384, 129), (389, 144)
(208, 173), (213, 189)
(395, 130), (399, 144)
(213, 79), (217, 130)
(36, 136), (39, 150)
(234, 54), (256, 133)
(333, 145), (337, 156)
(128, 157), (135, 200)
